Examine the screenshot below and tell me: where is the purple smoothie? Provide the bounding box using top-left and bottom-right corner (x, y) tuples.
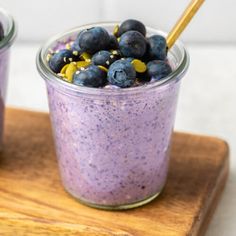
(0, 9), (16, 148)
(37, 23), (189, 209)
(0, 49), (10, 147)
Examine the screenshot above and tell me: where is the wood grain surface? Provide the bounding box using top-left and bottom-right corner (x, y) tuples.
(0, 108), (229, 236)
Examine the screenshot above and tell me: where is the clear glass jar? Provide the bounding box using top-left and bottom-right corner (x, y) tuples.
(0, 8), (16, 148)
(36, 22), (189, 210)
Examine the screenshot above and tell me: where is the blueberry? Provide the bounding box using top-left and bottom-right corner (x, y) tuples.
(147, 60), (172, 80)
(49, 49), (77, 73)
(107, 59), (136, 88)
(125, 57), (135, 63)
(109, 34), (119, 49)
(117, 19), (146, 37)
(71, 30), (85, 53)
(0, 22), (4, 41)
(147, 35), (167, 60)
(92, 50), (117, 68)
(71, 42), (83, 54)
(119, 31), (147, 58)
(78, 27), (110, 54)
(141, 49), (152, 63)
(137, 71), (151, 82)
(73, 65), (107, 88)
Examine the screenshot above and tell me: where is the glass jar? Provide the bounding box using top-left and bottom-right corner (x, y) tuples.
(36, 23), (189, 210)
(0, 8), (16, 148)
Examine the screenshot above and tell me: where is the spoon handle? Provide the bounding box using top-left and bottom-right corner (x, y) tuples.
(167, 0), (205, 49)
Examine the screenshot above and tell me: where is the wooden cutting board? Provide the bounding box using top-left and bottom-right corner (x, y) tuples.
(0, 108), (229, 236)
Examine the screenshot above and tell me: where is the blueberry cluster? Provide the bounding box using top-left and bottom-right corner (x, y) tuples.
(48, 19), (172, 88)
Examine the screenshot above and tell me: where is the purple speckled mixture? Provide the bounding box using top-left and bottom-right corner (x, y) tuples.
(46, 79), (180, 206)
(0, 48), (10, 148)
(38, 23), (188, 207)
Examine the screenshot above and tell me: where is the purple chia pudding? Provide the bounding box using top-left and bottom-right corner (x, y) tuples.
(37, 22), (189, 209)
(0, 8), (16, 149)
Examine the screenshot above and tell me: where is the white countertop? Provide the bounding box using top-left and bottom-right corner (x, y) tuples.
(6, 43), (236, 235)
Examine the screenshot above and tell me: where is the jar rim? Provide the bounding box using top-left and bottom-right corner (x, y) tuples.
(36, 22), (190, 96)
(0, 8), (17, 51)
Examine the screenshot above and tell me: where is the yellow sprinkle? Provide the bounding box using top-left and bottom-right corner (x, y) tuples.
(98, 66), (108, 72)
(57, 73), (66, 77)
(66, 43), (71, 50)
(46, 54), (52, 62)
(113, 25), (119, 36)
(80, 52), (91, 61)
(60, 64), (69, 74)
(65, 62), (77, 82)
(73, 51), (79, 56)
(76, 61), (91, 68)
(111, 50), (119, 55)
(131, 59), (147, 73)
(117, 37), (120, 42)
(62, 77), (72, 83)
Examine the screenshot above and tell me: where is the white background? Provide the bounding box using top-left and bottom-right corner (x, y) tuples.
(0, 0), (235, 43)
(0, 1), (236, 235)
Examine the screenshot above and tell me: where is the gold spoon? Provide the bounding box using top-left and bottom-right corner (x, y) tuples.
(167, 0), (205, 49)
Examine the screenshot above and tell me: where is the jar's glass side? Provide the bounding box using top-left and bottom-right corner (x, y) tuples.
(0, 8), (16, 149)
(0, 8), (16, 51)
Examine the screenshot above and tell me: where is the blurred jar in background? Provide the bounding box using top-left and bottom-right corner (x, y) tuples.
(0, 7), (16, 149)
